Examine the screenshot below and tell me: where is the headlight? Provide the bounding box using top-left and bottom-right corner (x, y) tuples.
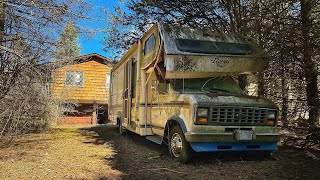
(195, 108), (209, 125)
(267, 111), (276, 120)
(197, 108), (209, 117)
(266, 111), (277, 125)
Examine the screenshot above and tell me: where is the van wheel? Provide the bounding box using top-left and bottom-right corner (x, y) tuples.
(169, 125), (192, 163)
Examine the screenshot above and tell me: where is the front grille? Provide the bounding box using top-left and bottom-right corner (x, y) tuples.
(210, 106), (272, 125)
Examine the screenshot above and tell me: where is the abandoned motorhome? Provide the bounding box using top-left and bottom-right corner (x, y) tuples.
(109, 23), (280, 163)
(52, 53), (114, 125)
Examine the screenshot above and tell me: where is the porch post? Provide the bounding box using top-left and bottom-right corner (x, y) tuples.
(92, 103), (98, 124)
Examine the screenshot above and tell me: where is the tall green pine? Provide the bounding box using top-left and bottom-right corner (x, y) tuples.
(55, 21), (80, 60)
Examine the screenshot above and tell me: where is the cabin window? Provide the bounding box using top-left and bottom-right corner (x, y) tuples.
(144, 34), (156, 55)
(105, 73), (111, 88)
(65, 71), (84, 86)
(65, 71), (74, 86)
(74, 71), (84, 86)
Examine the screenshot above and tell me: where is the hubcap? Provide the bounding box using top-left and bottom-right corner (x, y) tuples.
(170, 133), (182, 157)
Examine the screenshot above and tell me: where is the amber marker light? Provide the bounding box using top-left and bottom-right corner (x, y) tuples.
(182, 105), (190, 109)
(266, 119), (275, 125)
(196, 117), (208, 124)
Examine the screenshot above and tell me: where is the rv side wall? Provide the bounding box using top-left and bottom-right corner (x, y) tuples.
(109, 65), (125, 124)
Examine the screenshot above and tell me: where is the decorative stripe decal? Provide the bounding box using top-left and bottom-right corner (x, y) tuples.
(151, 125), (165, 130)
(139, 102), (189, 107)
(110, 102), (189, 108)
(139, 125), (152, 128)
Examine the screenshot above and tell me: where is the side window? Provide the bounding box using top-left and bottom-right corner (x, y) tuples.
(131, 61), (137, 98)
(65, 71), (84, 86)
(144, 34), (156, 55)
(105, 72), (111, 88)
(65, 71), (74, 86)
(157, 81), (168, 94)
(74, 71), (84, 86)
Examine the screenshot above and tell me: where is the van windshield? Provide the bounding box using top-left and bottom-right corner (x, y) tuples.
(173, 77), (244, 94)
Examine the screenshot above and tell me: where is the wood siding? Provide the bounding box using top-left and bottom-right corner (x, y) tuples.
(53, 57), (112, 104)
(58, 116), (93, 125)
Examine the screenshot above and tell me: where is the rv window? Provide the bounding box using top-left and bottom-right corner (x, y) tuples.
(175, 38), (252, 55)
(157, 81), (168, 94)
(105, 73), (111, 88)
(144, 34), (156, 55)
(131, 61), (137, 98)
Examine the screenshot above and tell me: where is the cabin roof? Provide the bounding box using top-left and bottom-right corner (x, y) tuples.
(43, 53), (115, 69)
(50, 53), (115, 68)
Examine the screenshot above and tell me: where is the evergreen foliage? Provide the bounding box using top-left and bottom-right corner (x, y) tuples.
(55, 21), (81, 60)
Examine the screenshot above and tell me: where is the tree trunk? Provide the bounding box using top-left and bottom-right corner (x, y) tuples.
(238, 74), (247, 93)
(301, 0), (319, 128)
(0, 2), (4, 37)
(281, 63), (289, 127)
(257, 72), (265, 97)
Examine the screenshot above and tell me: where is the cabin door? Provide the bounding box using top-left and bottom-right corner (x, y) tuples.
(123, 59), (132, 125)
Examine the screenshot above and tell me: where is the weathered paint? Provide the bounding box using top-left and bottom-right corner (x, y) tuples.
(159, 23), (263, 56)
(164, 54), (268, 79)
(158, 23), (269, 78)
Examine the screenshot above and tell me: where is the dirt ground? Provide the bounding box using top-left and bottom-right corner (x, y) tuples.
(1, 124), (320, 180)
(0, 128), (121, 179)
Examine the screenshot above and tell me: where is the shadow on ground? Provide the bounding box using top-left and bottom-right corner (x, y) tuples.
(80, 124), (320, 180)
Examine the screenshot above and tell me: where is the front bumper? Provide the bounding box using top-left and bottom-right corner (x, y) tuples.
(185, 132), (280, 152)
(189, 142), (278, 152)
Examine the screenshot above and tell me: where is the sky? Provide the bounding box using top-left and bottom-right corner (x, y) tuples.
(76, 0), (122, 59)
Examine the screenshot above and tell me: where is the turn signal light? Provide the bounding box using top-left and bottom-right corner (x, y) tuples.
(196, 117), (208, 124)
(266, 119), (275, 125)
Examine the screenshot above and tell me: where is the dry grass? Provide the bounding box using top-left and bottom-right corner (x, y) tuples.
(0, 127), (121, 179)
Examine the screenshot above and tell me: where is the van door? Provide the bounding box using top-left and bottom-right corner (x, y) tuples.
(123, 59), (132, 125)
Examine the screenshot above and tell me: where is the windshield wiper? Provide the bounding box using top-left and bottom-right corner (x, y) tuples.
(206, 88), (230, 93)
(205, 88), (244, 96)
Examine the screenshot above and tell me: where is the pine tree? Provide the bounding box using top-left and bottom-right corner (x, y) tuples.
(55, 21), (81, 60)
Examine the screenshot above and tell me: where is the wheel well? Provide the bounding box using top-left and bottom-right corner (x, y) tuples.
(164, 120), (181, 138)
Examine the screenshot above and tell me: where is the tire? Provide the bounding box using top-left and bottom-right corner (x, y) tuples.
(169, 125), (192, 163)
(244, 151), (272, 159)
(259, 151), (272, 158)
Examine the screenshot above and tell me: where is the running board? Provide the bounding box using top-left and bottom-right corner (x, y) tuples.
(146, 135), (162, 145)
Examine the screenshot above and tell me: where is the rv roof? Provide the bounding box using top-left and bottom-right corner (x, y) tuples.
(158, 23), (262, 56)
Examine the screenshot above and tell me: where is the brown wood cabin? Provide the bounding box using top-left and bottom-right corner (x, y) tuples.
(52, 53), (114, 125)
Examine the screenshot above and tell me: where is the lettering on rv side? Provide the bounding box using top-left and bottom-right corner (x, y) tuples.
(211, 58), (230, 68)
